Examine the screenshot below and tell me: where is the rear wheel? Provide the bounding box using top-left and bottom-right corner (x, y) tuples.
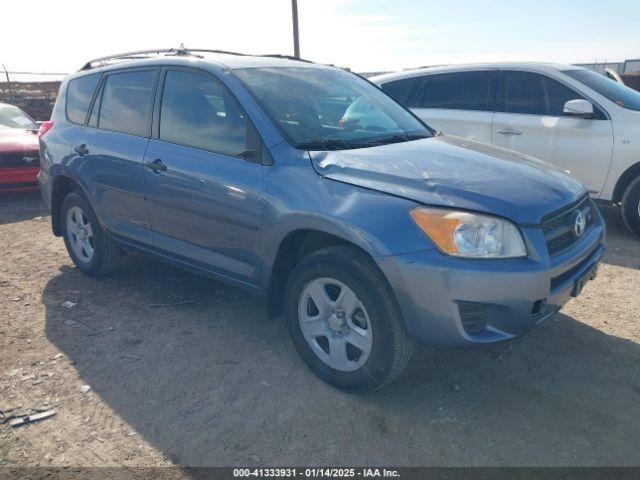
(285, 245), (413, 392)
(621, 176), (640, 238)
(61, 191), (120, 275)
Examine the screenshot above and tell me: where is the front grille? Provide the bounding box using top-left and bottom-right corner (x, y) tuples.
(542, 196), (596, 257)
(0, 151), (40, 169)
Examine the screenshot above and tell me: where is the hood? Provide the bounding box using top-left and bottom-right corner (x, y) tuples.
(0, 128), (39, 153)
(310, 134), (586, 225)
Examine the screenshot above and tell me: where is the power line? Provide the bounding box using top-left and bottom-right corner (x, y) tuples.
(5, 71), (69, 76)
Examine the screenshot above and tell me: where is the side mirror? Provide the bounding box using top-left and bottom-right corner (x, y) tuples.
(563, 99), (594, 118)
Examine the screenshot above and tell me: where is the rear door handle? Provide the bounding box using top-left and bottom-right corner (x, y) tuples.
(497, 128), (522, 136)
(74, 144), (89, 156)
(144, 159), (167, 173)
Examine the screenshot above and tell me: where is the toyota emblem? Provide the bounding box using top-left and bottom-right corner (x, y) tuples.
(574, 210), (587, 237)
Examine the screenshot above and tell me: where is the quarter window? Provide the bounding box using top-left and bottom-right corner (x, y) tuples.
(66, 74), (100, 124)
(414, 71), (492, 111)
(159, 70), (247, 156)
(98, 70), (156, 137)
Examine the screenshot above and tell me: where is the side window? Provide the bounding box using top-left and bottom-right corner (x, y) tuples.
(98, 70), (156, 137)
(381, 76), (424, 107)
(415, 71), (492, 111)
(66, 74), (100, 124)
(502, 71), (598, 117)
(542, 76), (586, 116)
(502, 71), (547, 115)
(159, 70), (247, 156)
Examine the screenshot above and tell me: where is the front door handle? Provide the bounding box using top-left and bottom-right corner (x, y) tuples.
(144, 158), (167, 173)
(74, 144), (89, 156)
(496, 128), (522, 136)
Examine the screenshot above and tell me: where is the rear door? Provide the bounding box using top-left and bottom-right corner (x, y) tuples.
(143, 67), (263, 286)
(492, 70), (613, 194)
(384, 71), (495, 143)
(75, 67), (158, 244)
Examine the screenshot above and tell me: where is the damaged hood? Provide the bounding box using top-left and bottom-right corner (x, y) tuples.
(309, 134), (586, 224)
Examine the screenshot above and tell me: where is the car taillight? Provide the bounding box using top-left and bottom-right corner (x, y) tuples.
(38, 121), (54, 138)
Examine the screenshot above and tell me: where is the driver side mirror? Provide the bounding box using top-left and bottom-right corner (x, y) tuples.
(563, 99), (594, 118)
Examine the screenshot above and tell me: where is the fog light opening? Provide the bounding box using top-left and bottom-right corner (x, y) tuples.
(457, 302), (487, 335)
(531, 298), (547, 316)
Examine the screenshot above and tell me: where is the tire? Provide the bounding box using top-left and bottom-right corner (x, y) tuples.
(60, 191), (120, 276)
(284, 245), (413, 392)
(621, 176), (640, 239)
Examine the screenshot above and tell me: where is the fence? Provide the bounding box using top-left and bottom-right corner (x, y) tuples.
(0, 68), (65, 121)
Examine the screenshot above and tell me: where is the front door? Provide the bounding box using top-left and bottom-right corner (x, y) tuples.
(491, 70), (613, 195)
(143, 68), (263, 286)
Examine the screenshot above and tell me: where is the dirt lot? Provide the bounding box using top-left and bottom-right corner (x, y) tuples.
(1, 192), (639, 467)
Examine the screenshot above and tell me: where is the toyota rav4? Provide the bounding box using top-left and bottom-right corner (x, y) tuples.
(38, 49), (605, 391)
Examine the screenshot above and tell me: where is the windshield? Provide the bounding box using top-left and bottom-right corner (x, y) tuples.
(565, 69), (640, 111)
(0, 104), (38, 130)
(234, 67), (432, 150)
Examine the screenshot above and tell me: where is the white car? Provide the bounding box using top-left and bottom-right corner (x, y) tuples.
(368, 63), (640, 237)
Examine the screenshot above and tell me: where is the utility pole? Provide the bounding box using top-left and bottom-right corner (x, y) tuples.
(291, 0), (300, 58)
(1, 64), (11, 101)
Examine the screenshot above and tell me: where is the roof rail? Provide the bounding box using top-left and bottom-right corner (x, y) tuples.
(79, 46), (314, 71)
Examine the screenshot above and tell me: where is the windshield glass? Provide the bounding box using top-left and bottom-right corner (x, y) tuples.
(0, 104), (38, 130)
(234, 67), (432, 150)
(565, 69), (640, 111)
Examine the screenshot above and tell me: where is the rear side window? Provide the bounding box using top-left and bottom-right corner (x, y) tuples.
(415, 71), (492, 111)
(159, 70), (247, 156)
(381, 76), (424, 106)
(98, 70), (156, 137)
(66, 74), (100, 124)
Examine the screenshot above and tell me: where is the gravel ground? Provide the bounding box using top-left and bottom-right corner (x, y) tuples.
(1, 192), (639, 467)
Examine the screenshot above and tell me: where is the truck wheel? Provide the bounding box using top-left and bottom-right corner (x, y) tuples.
(61, 191), (120, 276)
(621, 176), (640, 239)
(284, 245), (413, 392)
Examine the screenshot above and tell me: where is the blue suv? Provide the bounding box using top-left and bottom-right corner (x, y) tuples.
(38, 48), (605, 391)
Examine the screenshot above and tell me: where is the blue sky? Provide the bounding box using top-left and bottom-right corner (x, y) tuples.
(317, 0), (640, 70)
(1, 0), (638, 79)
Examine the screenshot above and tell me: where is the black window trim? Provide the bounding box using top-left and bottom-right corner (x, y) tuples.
(65, 72), (103, 126)
(87, 76), (105, 127)
(495, 68), (610, 120)
(151, 65), (265, 164)
(84, 66), (161, 138)
(382, 69), (498, 113)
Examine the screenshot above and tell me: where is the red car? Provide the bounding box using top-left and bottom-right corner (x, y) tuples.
(0, 103), (41, 193)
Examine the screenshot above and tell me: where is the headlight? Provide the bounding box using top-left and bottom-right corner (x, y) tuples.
(410, 207), (526, 258)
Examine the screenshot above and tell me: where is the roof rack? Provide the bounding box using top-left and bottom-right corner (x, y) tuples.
(79, 46), (313, 71)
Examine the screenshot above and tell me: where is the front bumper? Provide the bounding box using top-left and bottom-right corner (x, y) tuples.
(0, 167), (39, 193)
(378, 212), (605, 347)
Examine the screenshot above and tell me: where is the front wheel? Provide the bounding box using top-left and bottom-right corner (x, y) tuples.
(284, 246), (413, 392)
(621, 176), (640, 239)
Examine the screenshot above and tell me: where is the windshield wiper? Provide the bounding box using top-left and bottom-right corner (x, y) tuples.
(362, 132), (431, 147)
(295, 138), (363, 151)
